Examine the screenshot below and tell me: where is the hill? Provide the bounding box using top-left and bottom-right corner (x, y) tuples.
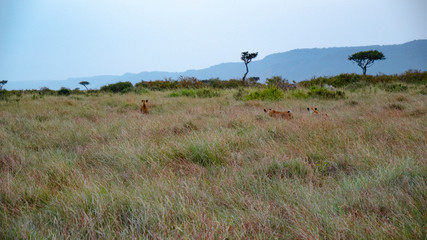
(6, 40), (427, 90)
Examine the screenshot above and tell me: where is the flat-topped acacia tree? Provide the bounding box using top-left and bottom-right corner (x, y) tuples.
(0, 80), (7, 90)
(348, 50), (385, 75)
(79, 81), (90, 90)
(241, 51), (258, 82)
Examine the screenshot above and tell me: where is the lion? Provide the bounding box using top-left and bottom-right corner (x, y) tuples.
(264, 108), (293, 119)
(140, 100), (149, 114)
(307, 107), (328, 117)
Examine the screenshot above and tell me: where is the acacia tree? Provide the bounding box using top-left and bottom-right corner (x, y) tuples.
(0, 80), (8, 90)
(241, 51), (258, 82)
(348, 50), (385, 75)
(79, 81), (90, 90)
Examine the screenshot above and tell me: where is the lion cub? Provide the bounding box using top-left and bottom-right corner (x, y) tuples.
(307, 107), (328, 117)
(264, 108), (293, 119)
(140, 100), (149, 114)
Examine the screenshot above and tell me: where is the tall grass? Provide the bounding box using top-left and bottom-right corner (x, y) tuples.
(0, 87), (426, 239)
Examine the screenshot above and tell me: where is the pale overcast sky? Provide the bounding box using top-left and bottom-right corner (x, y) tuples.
(1, 0), (426, 81)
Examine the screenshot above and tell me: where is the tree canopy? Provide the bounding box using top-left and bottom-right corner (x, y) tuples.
(348, 50), (385, 75)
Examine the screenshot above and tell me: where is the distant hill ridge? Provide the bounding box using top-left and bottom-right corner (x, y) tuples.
(7, 40), (427, 90)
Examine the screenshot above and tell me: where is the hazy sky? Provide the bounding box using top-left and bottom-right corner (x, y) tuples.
(1, 0), (426, 81)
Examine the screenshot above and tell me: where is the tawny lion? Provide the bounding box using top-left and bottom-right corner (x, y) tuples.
(140, 100), (149, 114)
(264, 108), (293, 119)
(307, 107), (328, 117)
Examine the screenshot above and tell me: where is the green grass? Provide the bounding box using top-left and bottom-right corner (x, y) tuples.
(0, 88), (426, 239)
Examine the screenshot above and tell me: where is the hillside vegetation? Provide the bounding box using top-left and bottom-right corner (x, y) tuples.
(0, 75), (426, 239)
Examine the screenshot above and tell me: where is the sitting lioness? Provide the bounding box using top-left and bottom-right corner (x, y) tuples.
(264, 108), (293, 119)
(140, 100), (149, 114)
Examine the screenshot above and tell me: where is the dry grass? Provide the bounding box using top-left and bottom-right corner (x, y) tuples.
(0, 88), (426, 239)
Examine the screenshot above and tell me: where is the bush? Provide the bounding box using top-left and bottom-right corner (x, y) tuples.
(245, 87), (285, 101)
(0, 89), (10, 101)
(57, 87), (71, 96)
(288, 89), (309, 99)
(100, 82), (133, 93)
(204, 78), (246, 89)
(266, 76), (287, 88)
(39, 87), (55, 96)
(299, 71), (427, 89)
(169, 88), (220, 98)
(299, 74), (362, 88)
(134, 87), (150, 94)
(136, 79), (179, 90)
(399, 69), (427, 84)
(307, 86), (346, 99)
(178, 76), (205, 89)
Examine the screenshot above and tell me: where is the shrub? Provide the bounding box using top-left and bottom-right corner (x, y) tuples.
(134, 87), (150, 94)
(0, 89), (10, 101)
(135, 79), (179, 90)
(324, 73), (361, 87)
(169, 88), (220, 98)
(266, 76), (287, 88)
(288, 89), (309, 99)
(245, 87), (285, 101)
(307, 86), (346, 99)
(100, 81), (133, 93)
(39, 87), (55, 96)
(203, 78), (255, 89)
(399, 69), (427, 84)
(57, 87), (71, 96)
(178, 76), (205, 89)
(299, 71), (427, 88)
(299, 74), (362, 88)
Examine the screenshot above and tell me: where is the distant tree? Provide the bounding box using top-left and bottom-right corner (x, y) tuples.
(100, 81), (133, 93)
(348, 50), (385, 75)
(58, 87), (71, 96)
(241, 51), (258, 82)
(0, 80), (8, 90)
(79, 81), (90, 90)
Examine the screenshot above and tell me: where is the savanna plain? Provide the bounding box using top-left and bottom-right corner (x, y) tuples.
(0, 81), (426, 239)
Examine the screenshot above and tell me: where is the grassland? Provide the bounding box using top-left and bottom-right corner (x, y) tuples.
(0, 86), (426, 239)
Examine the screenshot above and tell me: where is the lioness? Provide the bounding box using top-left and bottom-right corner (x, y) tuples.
(264, 108), (293, 119)
(140, 100), (149, 114)
(307, 107), (328, 117)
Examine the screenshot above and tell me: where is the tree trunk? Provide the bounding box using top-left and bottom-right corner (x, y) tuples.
(362, 66), (367, 75)
(242, 63), (249, 82)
